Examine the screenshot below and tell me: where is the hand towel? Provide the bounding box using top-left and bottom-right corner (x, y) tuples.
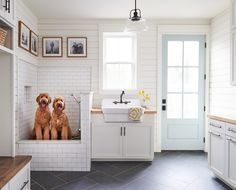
(128, 107), (144, 121)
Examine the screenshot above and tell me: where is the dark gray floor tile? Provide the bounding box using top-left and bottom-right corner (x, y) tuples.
(53, 177), (96, 190)
(123, 178), (173, 190)
(86, 171), (122, 189)
(30, 151), (234, 190)
(86, 183), (113, 190)
(184, 176), (230, 190)
(31, 171), (65, 189)
(92, 162), (123, 176)
(31, 183), (46, 190)
(56, 171), (91, 182)
(110, 161), (144, 171)
(114, 164), (151, 183)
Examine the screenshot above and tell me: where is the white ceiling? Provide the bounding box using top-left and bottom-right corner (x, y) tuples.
(22, 0), (230, 20)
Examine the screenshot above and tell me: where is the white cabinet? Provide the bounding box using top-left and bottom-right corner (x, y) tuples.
(208, 131), (225, 177)
(208, 118), (236, 189)
(1, 163), (30, 190)
(92, 124), (123, 158)
(226, 136), (236, 187)
(0, 0), (15, 26)
(123, 125), (153, 159)
(91, 114), (154, 161)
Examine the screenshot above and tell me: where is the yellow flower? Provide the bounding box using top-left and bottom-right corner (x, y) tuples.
(139, 90), (145, 95)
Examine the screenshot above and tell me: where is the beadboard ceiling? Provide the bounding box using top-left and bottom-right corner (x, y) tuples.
(22, 0), (230, 20)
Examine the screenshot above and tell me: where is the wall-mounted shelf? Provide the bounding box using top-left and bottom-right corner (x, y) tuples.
(0, 18), (13, 54)
(0, 44), (13, 54)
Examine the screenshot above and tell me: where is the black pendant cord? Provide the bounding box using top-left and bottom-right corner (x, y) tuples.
(135, 0), (137, 12)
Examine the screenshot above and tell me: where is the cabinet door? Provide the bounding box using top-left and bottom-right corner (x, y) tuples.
(123, 125), (153, 159)
(226, 136), (236, 187)
(208, 131), (226, 177)
(9, 164), (30, 190)
(92, 125), (123, 159)
(0, 0), (14, 25)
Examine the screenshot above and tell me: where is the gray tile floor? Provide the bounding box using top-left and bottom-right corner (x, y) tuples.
(31, 151), (233, 190)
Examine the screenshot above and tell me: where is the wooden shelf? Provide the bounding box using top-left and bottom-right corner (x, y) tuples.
(0, 44), (14, 54)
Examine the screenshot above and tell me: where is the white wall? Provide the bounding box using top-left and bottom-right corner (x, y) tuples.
(210, 9), (236, 115)
(15, 0), (38, 141)
(37, 20), (157, 108)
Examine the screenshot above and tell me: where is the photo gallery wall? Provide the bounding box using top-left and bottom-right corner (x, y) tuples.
(18, 21), (87, 58)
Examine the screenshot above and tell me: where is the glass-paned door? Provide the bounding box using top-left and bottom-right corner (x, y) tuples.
(162, 35), (205, 150)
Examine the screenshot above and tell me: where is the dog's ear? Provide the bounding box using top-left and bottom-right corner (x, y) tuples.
(63, 101), (66, 110)
(36, 94), (41, 103)
(48, 96), (52, 104)
(53, 98), (57, 109)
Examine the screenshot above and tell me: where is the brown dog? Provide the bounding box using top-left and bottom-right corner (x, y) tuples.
(34, 93), (51, 140)
(51, 96), (72, 140)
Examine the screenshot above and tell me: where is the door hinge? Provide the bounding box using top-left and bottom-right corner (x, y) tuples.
(205, 42), (207, 48)
(203, 137), (205, 143)
(204, 74), (206, 80)
(204, 106), (206, 112)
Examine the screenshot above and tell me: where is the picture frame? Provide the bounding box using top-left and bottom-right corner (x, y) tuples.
(42, 37), (63, 57)
(30, 31), (38, 56)
(67, 37), (87, 57)
(18, 21), (30, 51)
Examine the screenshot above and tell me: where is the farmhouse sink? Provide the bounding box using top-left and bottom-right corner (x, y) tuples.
(102, 99), (144, 122)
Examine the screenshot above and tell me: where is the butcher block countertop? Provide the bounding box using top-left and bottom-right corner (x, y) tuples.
(208, 114), (236, 125)
(91, 107), (157, 114)
(0, 156), (32, 188)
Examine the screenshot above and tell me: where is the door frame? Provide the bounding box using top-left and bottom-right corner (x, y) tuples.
(156, 25), (210, 152)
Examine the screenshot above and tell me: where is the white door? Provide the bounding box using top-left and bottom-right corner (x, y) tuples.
(226, 136), (236, 186)
(123, 125), (152, 159)
(162, 35), (205, 150)
(209, 131), (225, 177)
(92, 125), (123, 158)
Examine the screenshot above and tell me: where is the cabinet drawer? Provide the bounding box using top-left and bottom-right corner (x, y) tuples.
(226, 123), (236, 138)
(209, 119), (225, 134)
(9, 164), (29, 190)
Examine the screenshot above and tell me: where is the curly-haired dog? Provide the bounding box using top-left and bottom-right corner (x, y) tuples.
(34, 93), (51, 140)
(51, 96), (72, 140)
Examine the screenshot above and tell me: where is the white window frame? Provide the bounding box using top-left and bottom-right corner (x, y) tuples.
(99, 31), (137, 94)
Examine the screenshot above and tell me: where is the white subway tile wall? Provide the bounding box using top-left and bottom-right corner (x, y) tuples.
(38, 66), (91, 134)
(17, 93), (92, 171)
(18, 60), (38, 140)
(210, 9), (236, 115)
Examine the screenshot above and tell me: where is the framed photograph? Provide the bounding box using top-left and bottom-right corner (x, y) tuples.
(67, 37), (87, 57)
(30, 31), (38, 56)
(42, 37), (63, 57)
(18, 21), (30, 51)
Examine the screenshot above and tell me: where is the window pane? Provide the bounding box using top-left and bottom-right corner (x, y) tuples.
(168, 68), (182, 92)
(184, 68), (199, 92)
(168, 41), (183, 66)
(105, 37), (133, 62)
(167, 94), (182, 119)
(184, 41), (199, 66)
(105, 64), (132, 89)
(183, 94), (198, 118)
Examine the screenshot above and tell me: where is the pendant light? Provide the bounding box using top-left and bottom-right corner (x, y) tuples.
(124, 0), (148, 32)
